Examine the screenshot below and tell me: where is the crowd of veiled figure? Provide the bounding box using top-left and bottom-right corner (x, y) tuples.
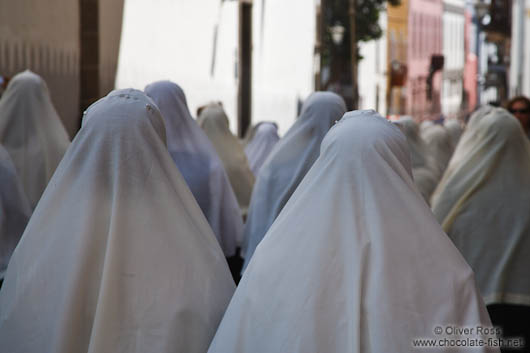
(1, 70), (529, 353)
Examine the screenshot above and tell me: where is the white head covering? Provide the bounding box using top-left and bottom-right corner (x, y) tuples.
(208, 111), (494, 353)
(145, 81), (242, 254)
(421, 124), (454, 177)
(431, 108), (530, 306)
(241, 92), (346, 271)
(444, 119), (463, 150)
(0, 145), (31, 279)
(394, 117), (438, 202)
(244, 122), (280, 176)
(0, 70), (70, 209)
(0, 89), (235, 352)
(199, 105), (255, 216)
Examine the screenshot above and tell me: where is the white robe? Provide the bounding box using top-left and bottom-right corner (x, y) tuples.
(431, 108), (530, 306)
(0, 70), (70, 209)
(0, 145), (31, 279)
(444, 119), (463, 150)
(208, 110), (495, 353)
(241, 92), (346, 271)
(394, 117), (439, 203)
(199, 105), (255, 217)
(421, 124), (453, 178)
(244, 122), (280, 176)
(145, 81), (242, 254)
(0, 89), (235, 353)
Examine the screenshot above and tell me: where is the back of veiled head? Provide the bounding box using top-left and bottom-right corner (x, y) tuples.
(321, 110), (413, 181)
(198, 104), (230, 132)
(144, 80), (189, 123)
(467, 107), (528, 151)
(1, 70), (49, 101)
(83, 88), (166, 145)
(299, 92), (347, 122)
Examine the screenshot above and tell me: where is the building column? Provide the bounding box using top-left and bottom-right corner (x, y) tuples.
(79, 0), (100, 125)
(238, 0), (252, 138)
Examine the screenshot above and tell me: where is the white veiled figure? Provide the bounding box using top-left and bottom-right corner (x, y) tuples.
(0, 70), (70, 209)
(208, 111), (495, 353)
(421, 124), (453, 178)
(0, 89), (235, 353)
(0, 145), (31, 280)
(394, 117), (438, 202)
(244, 122), (280, 176)
(431, 108), (530, 306)
(198, 105), (255, 217)
(241, 92), (346, 271)
(444, 119), (463, 150)
(145, 81), (242, 255)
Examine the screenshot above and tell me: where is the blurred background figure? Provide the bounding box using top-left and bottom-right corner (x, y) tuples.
(0, 89), (235, 353)
(0, 71), (70, 210)
(506, 96), (530, 137)
(241, 92), (346, 272)
(199, 104), (255, 218)
(432, 108), (530, 351)
(420, 123), (454, 178)
(444, 118), (463, 150)
(243, 121), (280, 176)
(145, 81), (243, 258)
(0, 145), (31, 289)
(208, 111), (493, 353)
(394, 116), (438, 203)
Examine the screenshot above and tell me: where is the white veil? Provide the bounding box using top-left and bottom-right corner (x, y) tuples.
(145, 81), (242, 254)
(208, 111), (493, 353)
(0, 89), (235, 353)
(0, 145), (31, 279)
(0, 70), (70, 209)
(241, 92), (346, 271)
(431, 108), (530, 306)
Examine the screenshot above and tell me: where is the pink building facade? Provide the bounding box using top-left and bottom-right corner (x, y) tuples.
(407, 0), (444, 120)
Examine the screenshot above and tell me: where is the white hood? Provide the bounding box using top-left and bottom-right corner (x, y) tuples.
(0, 89), (235, 353)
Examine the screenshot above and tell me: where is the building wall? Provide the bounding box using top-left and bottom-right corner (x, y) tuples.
(387, 0), (409, 116)
(100, 0), (125, 97)
(0, 0), (124, 137)
(358, 11), (387, 114)
(407, 0), (444, 120)
(252, 0), (315, 134)
(0, 0), (80, 137)
(442, 0), (466, 118)
(116, 0), (315, 135)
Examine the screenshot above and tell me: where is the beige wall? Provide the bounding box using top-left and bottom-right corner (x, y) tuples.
(0, 0), (124, 137)
(100, 0), (125, 96)
(0, 0), (80, 137)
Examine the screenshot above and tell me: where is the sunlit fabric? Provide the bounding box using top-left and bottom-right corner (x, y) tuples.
(0, 70), (70, 209)
(241, 92), (346, 271)
(0, 145), (31, 280)
(431, 108), (530, 306)
(394, 117), (438, 203)
(145, 81), (242, 254)
(199, 105), (255, 217)
(208, 111), (493, 353)
(244, 122), (280, 176)
(0, 89), (235, 353)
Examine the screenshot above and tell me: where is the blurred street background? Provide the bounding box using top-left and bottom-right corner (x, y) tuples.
(0, 0), (523, 136)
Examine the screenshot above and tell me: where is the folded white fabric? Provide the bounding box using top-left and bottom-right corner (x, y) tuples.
(0, 70), (70, 209)
(208, 110), (494, 353)
(241, 92), (346, 271)
(0, 89), (235, 353)
(432, 107), (530, 306)
(145, 81), (242, 254)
